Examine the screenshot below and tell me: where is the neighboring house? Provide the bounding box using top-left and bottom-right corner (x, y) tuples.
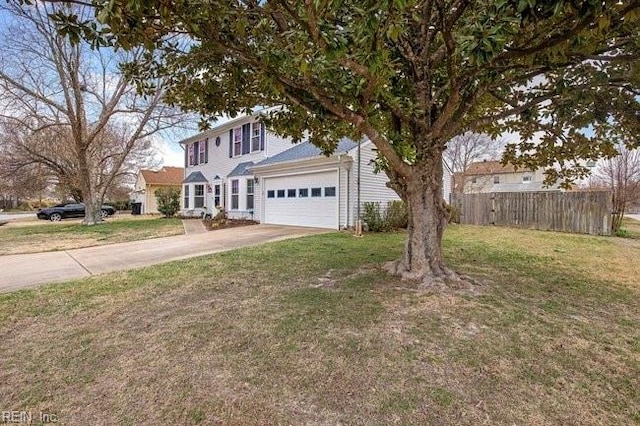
(454, 160), (560, 194)
(180, 109), (452, 229)
(131, 166), (184, 214)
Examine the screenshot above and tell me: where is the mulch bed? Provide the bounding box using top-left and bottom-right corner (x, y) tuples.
(203, 218), (258, 231)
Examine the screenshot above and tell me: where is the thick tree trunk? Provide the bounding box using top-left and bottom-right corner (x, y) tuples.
(78, 158), (103, 226)
(385, 153), (457, 286)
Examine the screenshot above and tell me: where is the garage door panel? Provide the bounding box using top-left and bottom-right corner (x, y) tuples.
(263, 171), (337, 229)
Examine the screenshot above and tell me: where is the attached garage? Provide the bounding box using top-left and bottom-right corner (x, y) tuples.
(263, 170), (338, 229)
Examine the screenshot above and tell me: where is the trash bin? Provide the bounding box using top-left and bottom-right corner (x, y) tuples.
(131, 202), (142, 215)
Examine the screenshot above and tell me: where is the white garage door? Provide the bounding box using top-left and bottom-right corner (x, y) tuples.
(263, 171), (338, 229)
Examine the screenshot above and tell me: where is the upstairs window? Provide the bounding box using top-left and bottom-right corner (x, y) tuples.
(493, 175), (500, 184)
(233, 128), (242, 157)
(523, 175), (532, 183)
(251, 123), (261, 152)
(188, 144), (195, 166)
(199, 140), (206, 163)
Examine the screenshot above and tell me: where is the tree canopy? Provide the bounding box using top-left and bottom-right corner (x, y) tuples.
(42, 0), (640, 282)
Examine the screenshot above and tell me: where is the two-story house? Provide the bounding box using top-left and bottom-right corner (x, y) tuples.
(454, 160), (561, 194)
(180, 108), (452, 229)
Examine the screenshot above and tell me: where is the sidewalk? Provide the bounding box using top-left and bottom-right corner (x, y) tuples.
(0, 225), (329, 292)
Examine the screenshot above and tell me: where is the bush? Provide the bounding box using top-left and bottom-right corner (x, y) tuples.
(104, 199), (132, 211)
(614, 228), (630, 238)
(362, 202), (384, 232)
(362, 200), (408, 232)
(385, 200), (408, 229)
(155, 187), (181, 218)
(445, 203), (460, 224)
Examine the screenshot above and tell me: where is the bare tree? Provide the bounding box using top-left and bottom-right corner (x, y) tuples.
(444, 132), (504, 173)
(0, 1), (184, 224)
(594, 144), (640, 232)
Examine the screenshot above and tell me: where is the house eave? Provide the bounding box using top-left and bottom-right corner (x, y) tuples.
(250, 154), (350, 174)
(178, 106), (281, 146)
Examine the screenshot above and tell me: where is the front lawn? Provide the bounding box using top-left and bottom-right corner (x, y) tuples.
(0, 216), (184, 255)
(0, 226), (638, 424)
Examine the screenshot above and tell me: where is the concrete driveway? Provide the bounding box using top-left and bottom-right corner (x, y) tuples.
(0, 225), (330, 292)
(0, 212), (36, 222)
(627, 214), (640, 221)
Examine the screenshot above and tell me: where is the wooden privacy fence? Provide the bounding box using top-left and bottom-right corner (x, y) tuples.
(452, 191), (612, 236)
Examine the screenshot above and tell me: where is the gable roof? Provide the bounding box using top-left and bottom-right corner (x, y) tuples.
(228, 161), (254, 177)
(465, 160), (532, 175)
(254, 138), (359, 167)
(140, 167), (184, 185)
(183, 171), (208, 183)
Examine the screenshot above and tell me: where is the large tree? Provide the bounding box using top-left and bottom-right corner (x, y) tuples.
(51, 0), (639, 282)
(0, 1), (185, 224)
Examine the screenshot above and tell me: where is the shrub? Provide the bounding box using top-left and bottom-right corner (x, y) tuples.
(104, 199), (132, 211)
(362, 200), (408, 232)
(614, 228), (630, 238)
(445, 203), (460, 224)
(385, 200), (408, 229)
(362, 202), (385, 232)
(155, 187), (181, 218)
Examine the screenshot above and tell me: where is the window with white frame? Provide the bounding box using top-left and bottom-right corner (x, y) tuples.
(251, 123), (261, 152)
(194, 184), (205, 208)
(231, 179), (239, 210)
(199, 140), (206, 163)
(246, 179), (254, 210)
(188, 144), (195, 166)
(233, 128), (242, 157)
(214, 184), (221, 207)
(522, 175), (532, 183)
(184, 185), (190, 209)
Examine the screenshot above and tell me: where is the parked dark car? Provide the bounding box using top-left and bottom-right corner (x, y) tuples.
(37, 203), (116, 222)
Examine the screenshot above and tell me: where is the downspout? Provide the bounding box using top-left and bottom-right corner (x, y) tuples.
(356, 140), (363, 236)
(346, 166), (350, 229)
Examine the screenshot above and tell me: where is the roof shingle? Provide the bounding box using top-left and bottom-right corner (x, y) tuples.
(140, 167), (184, 185)
(253, 138), (359, 167)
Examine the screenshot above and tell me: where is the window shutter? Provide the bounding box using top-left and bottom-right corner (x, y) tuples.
(229, 129), (233, 158)
(194, 141), (199, 165)
(260, 123), (265, 151)
(241, 123), (250, 155)
(184, 145), (188, 168)
(204, 138), (209, 163)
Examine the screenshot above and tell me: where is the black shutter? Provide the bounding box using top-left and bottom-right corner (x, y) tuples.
(194, 141), (199, 165)
(184, 145), (188, 168)
(260, 123), (265, 151)
(229, 129), (233, 158)
(204, 138), (209, 163)
(241, 123), (250, 155)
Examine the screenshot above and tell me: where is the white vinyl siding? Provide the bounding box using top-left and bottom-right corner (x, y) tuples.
(179, 114), (296, 217)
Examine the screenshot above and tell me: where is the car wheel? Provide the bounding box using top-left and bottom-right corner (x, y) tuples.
(50, 213), (62, 222)
(101, 210), (109, 219)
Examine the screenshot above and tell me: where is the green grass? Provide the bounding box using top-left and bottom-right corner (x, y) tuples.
(618, 216), (640, 239)
(0, 216), (184, 255)
(0, 226), (638, 425)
